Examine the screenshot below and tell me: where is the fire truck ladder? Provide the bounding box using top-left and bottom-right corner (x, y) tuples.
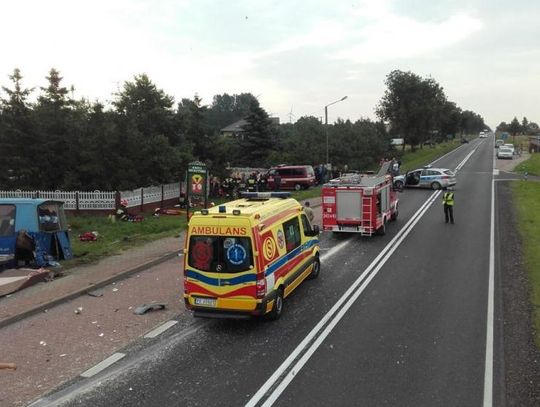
(361, 195), (372, 236)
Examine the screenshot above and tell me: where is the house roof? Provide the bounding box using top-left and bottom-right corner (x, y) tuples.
(220, 119), (248, 133)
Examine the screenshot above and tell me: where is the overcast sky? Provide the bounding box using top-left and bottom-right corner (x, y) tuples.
(1, 0), (538, 129)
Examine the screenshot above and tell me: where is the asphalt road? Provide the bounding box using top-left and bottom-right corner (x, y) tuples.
(33, 138), (505, 407)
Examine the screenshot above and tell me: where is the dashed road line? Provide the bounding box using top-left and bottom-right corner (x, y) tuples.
(144, 320), (178, 339)
(80, 353), (126, 378)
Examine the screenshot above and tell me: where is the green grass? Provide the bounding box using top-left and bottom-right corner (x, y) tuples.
(515, 153), (540, 176)
(398, 140), (462, 173)
(65, 187), (320, 267)
(511, 181), (540, 347)
(65, 212), (186, 268)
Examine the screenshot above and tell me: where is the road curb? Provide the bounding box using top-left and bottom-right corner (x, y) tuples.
(0, 250), (181, 330)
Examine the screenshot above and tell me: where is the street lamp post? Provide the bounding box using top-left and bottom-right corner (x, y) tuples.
(325, 96), (348, 165)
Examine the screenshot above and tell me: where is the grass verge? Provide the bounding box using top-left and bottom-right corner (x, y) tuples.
(515, 153), (540, 176)
(65, 187), (322, 267)
(511, 181), (540, 346)
(66, 213), (186, 268)
(398, 140), (462, 173)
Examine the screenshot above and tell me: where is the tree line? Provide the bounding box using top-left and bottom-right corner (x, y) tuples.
(496, 116), (539, 136)
(0, 68), (487, 191)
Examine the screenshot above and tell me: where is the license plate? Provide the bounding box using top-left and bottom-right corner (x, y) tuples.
(341, 226), (358, 232)
(194, 297), (217, 307)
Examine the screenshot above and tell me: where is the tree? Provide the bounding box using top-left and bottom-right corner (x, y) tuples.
(0, 68), (35, 188)
(32, 68), (76, 189)
(509, 116), (521, 144)
(521, 117), (529, 134)
(376, 70), (447, 151)
(113, 74), (184, 188)
(238, 100), (273, 166)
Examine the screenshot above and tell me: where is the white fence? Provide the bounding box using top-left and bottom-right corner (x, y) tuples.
(0, 182), (183, 211)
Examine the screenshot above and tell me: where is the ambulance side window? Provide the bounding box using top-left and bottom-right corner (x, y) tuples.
(300, 214), (312, 235)
(283, 217), (301, 253)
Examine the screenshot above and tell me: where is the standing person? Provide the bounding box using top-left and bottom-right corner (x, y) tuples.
(442, 187), (455, 224)
(303, 201), (314, 223)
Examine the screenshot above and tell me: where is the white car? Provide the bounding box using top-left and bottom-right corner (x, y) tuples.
(479, 132), (487, 138)
(503, 144), (515, 154)
(497, 147), (513, 159)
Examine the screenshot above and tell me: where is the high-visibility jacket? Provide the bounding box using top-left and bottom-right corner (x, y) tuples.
(442, 191), (454, 206)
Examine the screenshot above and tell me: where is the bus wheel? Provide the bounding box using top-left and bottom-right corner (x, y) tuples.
(308, 256), (320, 280)
(266, 289), (284, 320)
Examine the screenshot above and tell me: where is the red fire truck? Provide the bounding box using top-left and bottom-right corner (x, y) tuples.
(322, 170), (399, 236)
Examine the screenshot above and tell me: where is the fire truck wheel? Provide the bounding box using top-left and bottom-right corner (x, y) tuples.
(308, 255), (320, 280)
(431, 181), (441, 190)
(266, 289), (284, 320)
(391, 206), (398, 221)
(376, 219), (387, 236)
(294, 184), (302, 191)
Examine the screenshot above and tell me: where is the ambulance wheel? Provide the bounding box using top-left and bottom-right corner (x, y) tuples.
(431, 181), (441, 190)
(308, 255), (320, 280)
(267, 289), (284, 320)
(294, 184), (302, 191)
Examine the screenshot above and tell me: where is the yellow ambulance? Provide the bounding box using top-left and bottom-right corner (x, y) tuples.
(183, 192), (320, 319)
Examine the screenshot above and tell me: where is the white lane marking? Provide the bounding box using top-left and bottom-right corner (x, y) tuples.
(483, 162), (496, 406)
(144, 320), (178, 339)
(455, 149), (477, 172)
(246, 191), (441, 407)
(80, 353), (126, 378)
(320, 239), (350, 262)
(260, 191), (442, 407)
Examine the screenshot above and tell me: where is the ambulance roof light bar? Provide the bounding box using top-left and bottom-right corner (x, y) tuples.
(241, 192), (291, 199)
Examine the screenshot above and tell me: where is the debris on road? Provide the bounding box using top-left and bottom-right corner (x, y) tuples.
(133, 303), (167, 315)
(74, 306), (83, 314)
(0, 362), (17, 370)
(88, 290), (104, 297)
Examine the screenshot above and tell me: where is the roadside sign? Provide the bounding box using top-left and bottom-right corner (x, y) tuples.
(186, 161), (208, 221)
(501, 132), (509, 140)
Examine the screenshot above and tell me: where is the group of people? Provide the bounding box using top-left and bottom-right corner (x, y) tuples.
(210, 171), (271, 198)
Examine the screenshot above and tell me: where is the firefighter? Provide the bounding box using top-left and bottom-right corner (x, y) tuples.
(247, 172), (257, 192)
(442, 187), (454, 224)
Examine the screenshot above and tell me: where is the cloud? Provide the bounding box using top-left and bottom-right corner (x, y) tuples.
(332, 12), (483, 63)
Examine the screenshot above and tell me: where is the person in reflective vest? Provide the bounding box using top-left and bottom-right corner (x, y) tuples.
(442, 187), (455, 224)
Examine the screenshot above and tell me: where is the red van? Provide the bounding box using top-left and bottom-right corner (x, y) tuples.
(266, 165), (316, 191)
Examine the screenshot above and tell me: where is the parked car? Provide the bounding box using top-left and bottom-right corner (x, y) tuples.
(393, 166), (456, 190)
(497, 146), (513, 159)
(266, 165), (316, 191)
(495, 140), (504, 148)
(503, 144), (515, 154)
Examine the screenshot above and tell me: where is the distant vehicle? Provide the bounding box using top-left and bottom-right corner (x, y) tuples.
(461, 137), (469, 144)
(503, 144), (515, 154)
(495, 140), (504, 148)
(497, 146), (513, 159)
(266, 165), (316, 191)
(393, 166), (456, 190)
(479, 131), (487, 138)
